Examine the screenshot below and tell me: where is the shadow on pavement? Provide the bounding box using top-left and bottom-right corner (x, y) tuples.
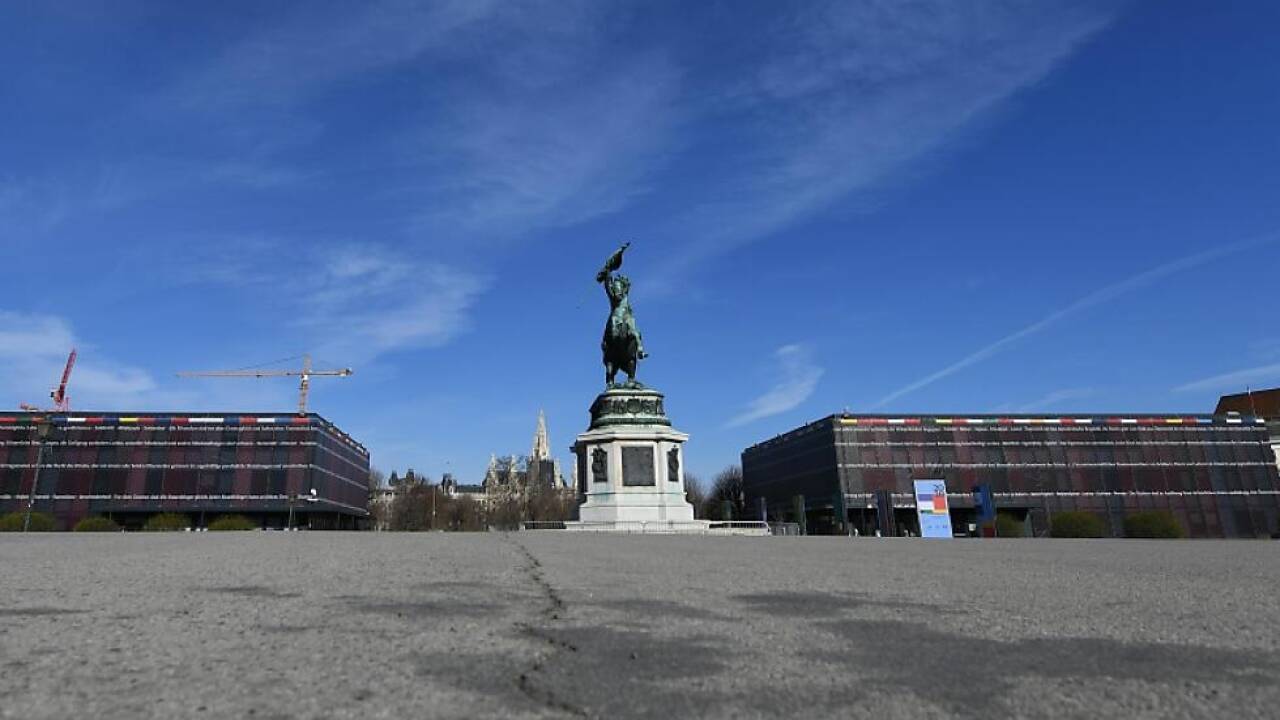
(811, 617), (1280, 717)
(734, 590), (954, 618)
(587, 597), (728, 622)
(204, 585), (302, 599)
(0, 607), (85, 616)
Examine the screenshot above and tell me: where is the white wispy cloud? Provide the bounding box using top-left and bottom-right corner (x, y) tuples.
(653, 1), (1120, 283)
(872, 234), (1276, 409)
(154, 240), (488, 364)
(205, 161), (308, 190)
(0, 311), (75, 359)
(1174, 364), (1280, 394)
(416, 54), (681, 236)
(14, 1), (507, 225)
(0, 175), (71, 237)
(10, 239), (476, 406)
(160, 1), (680, 238)
(0, 310), (161, 409)
(1009, 387), (1096, 413)
(1245, 337), (1280, 362)
(300, 245), (487, 361)
(391, 2), (681, 238)
(727, 344), (824, 428)
(14, 1), (1120, 266)
(2, 160), (208, 239)
(0, 309), (304, 412)
(173, 0), (503, 111)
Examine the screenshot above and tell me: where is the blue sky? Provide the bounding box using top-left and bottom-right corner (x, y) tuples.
(3, 1), (1279, 485)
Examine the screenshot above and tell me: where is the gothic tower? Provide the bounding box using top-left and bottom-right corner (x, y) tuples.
(529, 410), (565, 489)
(531, 410), (551, 461)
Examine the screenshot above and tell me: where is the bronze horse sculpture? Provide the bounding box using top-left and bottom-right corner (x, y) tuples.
(597, 242), (648, 387)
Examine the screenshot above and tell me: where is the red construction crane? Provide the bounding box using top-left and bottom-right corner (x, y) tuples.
(20, 348), (77, 413)
(176, 354), (352, 415)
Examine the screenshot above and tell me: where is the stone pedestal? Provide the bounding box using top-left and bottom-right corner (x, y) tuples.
(569, 386), (706, 529)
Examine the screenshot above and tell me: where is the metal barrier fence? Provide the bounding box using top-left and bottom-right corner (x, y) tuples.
(521, 521), (568, 530)
(520, 520), (782, 535)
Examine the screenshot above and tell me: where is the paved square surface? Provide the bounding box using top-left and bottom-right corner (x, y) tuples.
(1, 533), (1277, 719)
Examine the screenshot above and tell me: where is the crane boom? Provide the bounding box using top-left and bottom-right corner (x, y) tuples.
(176, 354), (352, 414)
(19, 348), (76, 412)
(52, 348), (77, 411)
(181, 370), (349, 377)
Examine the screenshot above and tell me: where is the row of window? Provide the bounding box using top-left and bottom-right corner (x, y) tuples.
(838, 465), (1278, 494)
(1, 440), (319, 448)
(839, 444), (1270, 466)
(0, 440), (366, 477)
(832, 440), (1265, 447)
(836, 426), (1267, 442)
(0, 467), (370, 509)
(0, 425), (369, 460)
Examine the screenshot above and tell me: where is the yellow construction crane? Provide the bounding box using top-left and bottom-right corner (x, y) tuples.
(177, 354), (352, 415)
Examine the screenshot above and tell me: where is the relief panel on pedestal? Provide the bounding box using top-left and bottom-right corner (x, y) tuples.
(621, 446), (656, 486)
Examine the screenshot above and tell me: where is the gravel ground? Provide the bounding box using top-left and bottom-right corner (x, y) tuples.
(1, 533), (1277, 719)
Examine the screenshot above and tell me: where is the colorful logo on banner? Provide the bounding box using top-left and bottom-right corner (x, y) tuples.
(914, 480), (954, 539)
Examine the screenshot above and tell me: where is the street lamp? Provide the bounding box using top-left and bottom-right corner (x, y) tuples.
(287, 488), (319, 531)
(23, 422), (52, 533)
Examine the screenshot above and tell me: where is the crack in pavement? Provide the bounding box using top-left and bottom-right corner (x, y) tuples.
(504, 533), (588, 718)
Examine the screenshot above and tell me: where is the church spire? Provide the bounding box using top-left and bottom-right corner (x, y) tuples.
(531, 410), (551, 461)
(483, 453), (498, 490)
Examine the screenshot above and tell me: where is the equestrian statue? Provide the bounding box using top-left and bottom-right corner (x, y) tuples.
(596, 242), (648, 387)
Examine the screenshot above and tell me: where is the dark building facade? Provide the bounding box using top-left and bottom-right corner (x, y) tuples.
(1216, 388), (1280, 471)
(0, 412), (369, 530)
(742, 414), (1280, 539)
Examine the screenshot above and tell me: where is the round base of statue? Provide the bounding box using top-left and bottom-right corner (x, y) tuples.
(567, 385), (710, 531)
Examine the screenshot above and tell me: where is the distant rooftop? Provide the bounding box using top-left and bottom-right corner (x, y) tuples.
(1216, 388), (1280, 419)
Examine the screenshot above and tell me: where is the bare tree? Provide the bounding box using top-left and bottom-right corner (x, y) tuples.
(440, 494), (485, 531)
(485, 496), (520, 530)
(367, 468), (388, 530)
(683, 473), (706, 517)
(525, 480), (576, 523)
(387, 473), (435, 531)
(703, 465), (745, 520)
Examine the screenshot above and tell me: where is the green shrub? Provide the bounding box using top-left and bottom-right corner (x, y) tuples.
(144, 513), (189, 532)
(73, 516), (121, 532)
(994, 513), (1024, 538)
(1050, 511), (1106, 538)
(1123, 510), (1185, 539)
(207, 515), (257, 531)
(0, 511), (55, 532)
